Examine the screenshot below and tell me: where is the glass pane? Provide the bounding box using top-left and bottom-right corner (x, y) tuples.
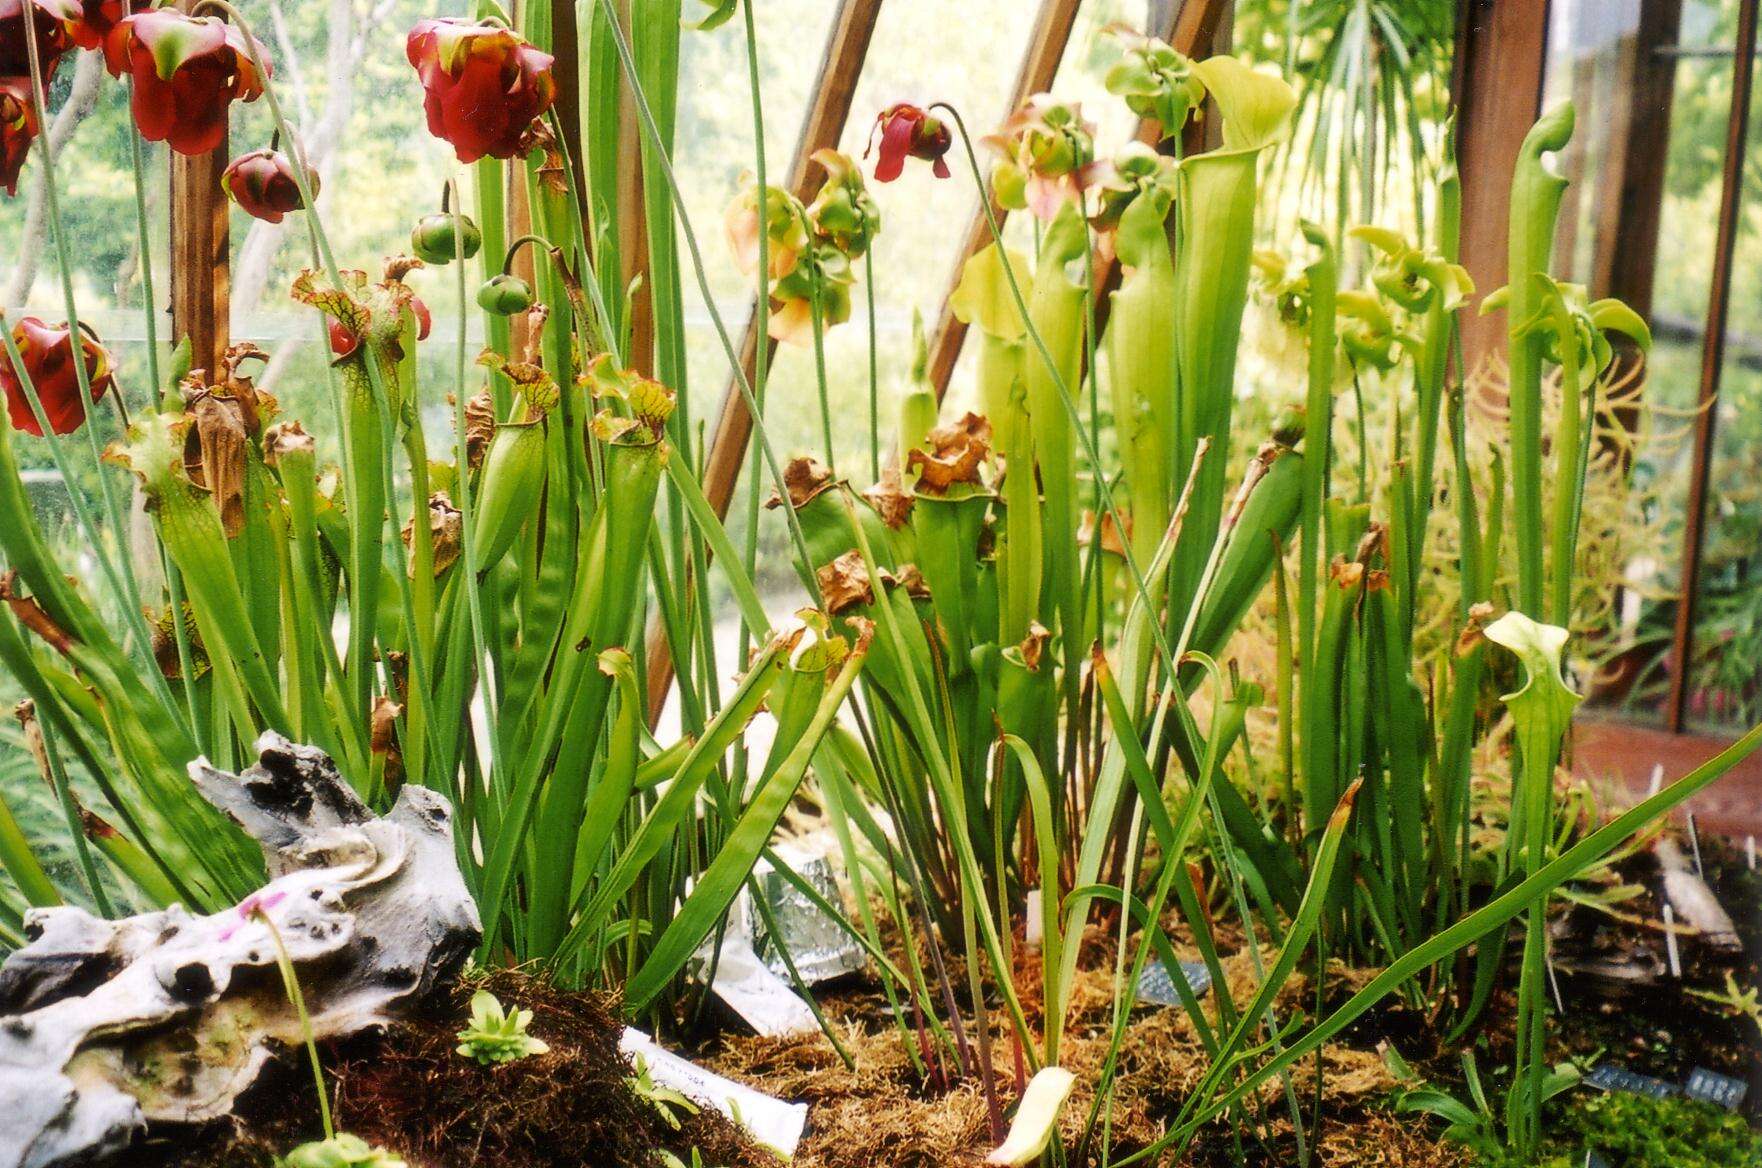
(1687, 21), (1762, 731)
(225, 0), (478, 464)
(1541, 0), (1762, 727)
(1543, 0), (1643, 285)
(0, 48), (170, 617)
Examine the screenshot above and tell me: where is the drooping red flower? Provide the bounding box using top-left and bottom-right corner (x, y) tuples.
(62, 0), (144, 52)
(0, 74), (40, 196)
(221, 147), (314, 223)
(105, 9), (268, 156)
(1, 316), (114, 436)
(0, 0), (76, 80)
(406, 18), (555, 164)
(866, 103), (952, 182)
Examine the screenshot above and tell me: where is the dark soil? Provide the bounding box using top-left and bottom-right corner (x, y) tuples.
(122, 968), (775, 1168)
(1551, 833), (1761, 1112)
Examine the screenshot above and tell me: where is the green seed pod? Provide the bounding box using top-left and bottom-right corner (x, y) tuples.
(411, 212), (482, 264)
(476, 273), (535, 316)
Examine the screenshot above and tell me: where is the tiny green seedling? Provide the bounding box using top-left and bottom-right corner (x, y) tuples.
(1685, 971), (1762, 1040)
(631, 1053), (699, 1130)
(279, 1133), (407, 1168)
(454, 990), (551, 1065)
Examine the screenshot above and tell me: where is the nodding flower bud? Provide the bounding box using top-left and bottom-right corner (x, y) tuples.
(221, 148), (316, 224)
(411, 212), (482, 265)
(866, 103), (952, 182)
(476, 273), (534, 317)
(2, 316), (113, 436)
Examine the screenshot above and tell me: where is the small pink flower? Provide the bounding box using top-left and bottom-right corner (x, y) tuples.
(218, 887), (288, 940)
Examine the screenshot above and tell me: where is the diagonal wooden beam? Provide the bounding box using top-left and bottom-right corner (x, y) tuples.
(644, 0), (884, 718)
(695, 0), (887, 522)
(920, 0), (1083, 395)
(924, 0), (1232, 399)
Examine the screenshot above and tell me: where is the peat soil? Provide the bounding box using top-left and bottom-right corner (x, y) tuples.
(687, 833), (1761, 1167)
(124, 968), (773, 1168)
(114, 835), (1759, 1168)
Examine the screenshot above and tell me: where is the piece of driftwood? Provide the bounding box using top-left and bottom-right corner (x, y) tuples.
(1655, 836), (1741, 953)
(0, 733), (480, 1168)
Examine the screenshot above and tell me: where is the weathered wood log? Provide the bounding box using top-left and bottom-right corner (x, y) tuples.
(1655, 836), (1741, 953)
(0, 733), (480, 1168)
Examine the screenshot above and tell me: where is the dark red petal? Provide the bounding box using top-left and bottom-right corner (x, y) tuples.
(3, 317), (108, 435)
(161, 55), (232, 155)
(0, 0), (72, 78)
(0, 76), (36, 196)
(328, 320), (360, 358)
(874, 113), (913, 183)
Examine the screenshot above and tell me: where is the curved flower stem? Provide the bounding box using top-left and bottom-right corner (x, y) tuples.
(17, 34), (183, 726)
(593, 0), (821, 601)
(864, 245), (879, 483)
(929, 101), (1180, 688)
(195, 0), (445, 780)
(449, 177), (498, 774)
(791, 205), (836, 473)
(125, 90), (159, 401)
(252, 909), (334, 1141)
(732, 0), (770, 801)
(499, 233), (557, 277)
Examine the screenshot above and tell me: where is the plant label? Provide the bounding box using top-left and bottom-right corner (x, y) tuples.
(620, 1027), (808, 1159)
(1683, 1067), (1748, 1111)
(1136, 960), (1213, 1006)
(1584, 1063), (1680, 1099)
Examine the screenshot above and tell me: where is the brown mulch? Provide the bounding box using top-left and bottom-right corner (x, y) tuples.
(698, 924), (1458, 1168)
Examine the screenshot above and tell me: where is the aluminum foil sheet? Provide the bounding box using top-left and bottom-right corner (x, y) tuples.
(748, 843), (867, 985)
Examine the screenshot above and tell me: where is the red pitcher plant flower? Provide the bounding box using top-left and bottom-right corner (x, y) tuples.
(2, 316), (114, 436)
(406, 17), (555, 163)
(105, 9), (269, 155)
(866, 102), (951, 182)
(0, 73), (39, 196)
(221, 146), (315, 223)
(0, 0), (76, 79)
(62, 0), (145, 52)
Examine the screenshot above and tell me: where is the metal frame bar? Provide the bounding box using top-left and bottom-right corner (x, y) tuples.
(1667, 0), (1761, 731)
